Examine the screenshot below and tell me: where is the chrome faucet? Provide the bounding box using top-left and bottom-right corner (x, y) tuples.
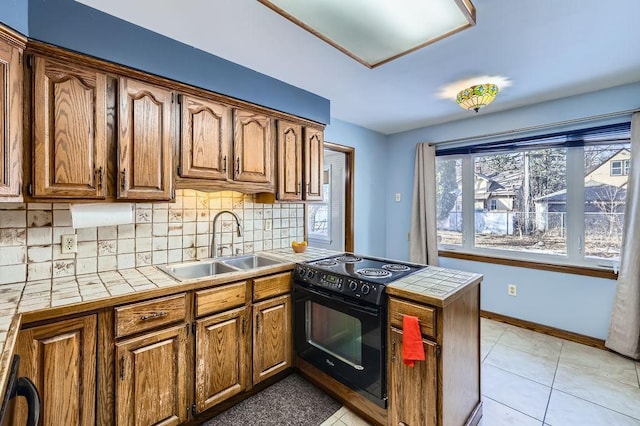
(210, 210), (242, 258)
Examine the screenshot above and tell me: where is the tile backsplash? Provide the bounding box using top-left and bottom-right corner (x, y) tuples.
(0, 190), (304, 284)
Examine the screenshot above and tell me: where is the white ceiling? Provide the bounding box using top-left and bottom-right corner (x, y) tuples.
(77, 0), (640, 135)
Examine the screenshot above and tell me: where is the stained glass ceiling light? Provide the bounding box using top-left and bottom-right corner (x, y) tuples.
(456, 83), (499, 113)
(257, 0), (476, 68)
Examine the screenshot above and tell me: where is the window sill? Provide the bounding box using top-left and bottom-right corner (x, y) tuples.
(438, 250), (618, 280)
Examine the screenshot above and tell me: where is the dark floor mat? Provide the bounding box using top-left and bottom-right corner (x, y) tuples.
(202, 373), (341, 425)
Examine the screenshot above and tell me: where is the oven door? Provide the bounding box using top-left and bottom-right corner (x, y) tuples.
(294, 284), (386, 407)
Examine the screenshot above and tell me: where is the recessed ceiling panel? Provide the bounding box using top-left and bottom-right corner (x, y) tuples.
(258, 0), (475, 68)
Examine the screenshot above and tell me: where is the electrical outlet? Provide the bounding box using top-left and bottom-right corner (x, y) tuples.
(508, 284), (517, 297)
(61, 234), (77, 254)
(395, 193), (402, 202)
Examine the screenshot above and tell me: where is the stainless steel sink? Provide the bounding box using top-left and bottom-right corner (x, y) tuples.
(159, 260), (238, 280)
(219, 254), (285, 270)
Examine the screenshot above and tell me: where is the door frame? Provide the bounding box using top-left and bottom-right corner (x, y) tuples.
(324, 141), (355, 252)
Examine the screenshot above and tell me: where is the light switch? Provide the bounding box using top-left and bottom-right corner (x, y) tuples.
(395, 193), (402, 202)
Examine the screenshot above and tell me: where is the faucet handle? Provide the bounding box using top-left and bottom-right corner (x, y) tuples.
(217, 245), (230, 256)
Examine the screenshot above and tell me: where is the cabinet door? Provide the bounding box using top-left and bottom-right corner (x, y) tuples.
(252, 294), (292, 384)
(115, 324), (188, 426)
(0, 37), (22, 199)
(276, 120), (303, 201)
(32, 56), (108, 198)
(304, 127), (324, 201)
(118, 77), (174, 200)
(13, 316), (97, 426)
(195, 306), (249, 413)
(180, 95), (231, 180)
(233, 109), (273, 184)
(388, 327), (438, 426)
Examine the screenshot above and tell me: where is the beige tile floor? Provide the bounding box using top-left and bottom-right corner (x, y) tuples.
(321, 318), (640, 426)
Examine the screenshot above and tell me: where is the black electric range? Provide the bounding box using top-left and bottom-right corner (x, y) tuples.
(293, 253), (426, 306)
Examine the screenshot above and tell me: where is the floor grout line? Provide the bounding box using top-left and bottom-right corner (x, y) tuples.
(541, 339), (565, 425)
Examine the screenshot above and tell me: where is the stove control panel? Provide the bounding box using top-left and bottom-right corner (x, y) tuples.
(294, 265), (384, 305)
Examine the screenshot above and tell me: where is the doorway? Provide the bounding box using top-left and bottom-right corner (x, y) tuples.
(306, 142), (354, 252)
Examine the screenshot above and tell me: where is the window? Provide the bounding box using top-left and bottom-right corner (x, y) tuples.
(435, 157), (462, 246)
(610, 159), (631, 176)
(435, 123), (630, 269)
(307, 167), (331, 241)
(611, 160), (623, 176)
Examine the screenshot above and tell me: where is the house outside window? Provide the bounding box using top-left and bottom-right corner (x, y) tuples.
(435, 123), (630, 270)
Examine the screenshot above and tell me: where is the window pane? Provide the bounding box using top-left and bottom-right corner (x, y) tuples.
(307, 170), (331, 240)
(474, 149), (567, 255)
(584, 144), (629, 259)
(436, 157), (462, 246)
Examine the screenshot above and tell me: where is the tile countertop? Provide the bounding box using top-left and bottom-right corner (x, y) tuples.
(0, 247), (482, 399)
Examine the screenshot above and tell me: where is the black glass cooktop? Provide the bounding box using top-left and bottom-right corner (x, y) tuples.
(304, 253), (425, 284)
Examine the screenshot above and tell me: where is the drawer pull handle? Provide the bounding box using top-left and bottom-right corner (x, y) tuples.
(96, 166), (103, 189)
(140, 311), (168, 321)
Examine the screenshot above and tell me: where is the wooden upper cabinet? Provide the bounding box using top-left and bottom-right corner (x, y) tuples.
(0, 32), (23, 200)
(115, 324), (188, 426)
(304, 127), (324, 201)
(13, 315), (97, 426)
(180, 94), (231, 181)
(233, 109), (273, 185)
(118, 77), (174, 200)
(32, 56), (108, 199)
(276, 120), (303, 201)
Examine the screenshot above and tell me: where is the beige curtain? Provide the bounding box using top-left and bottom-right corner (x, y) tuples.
(605, 112), (640, 360)
(409, 143), (438, 266)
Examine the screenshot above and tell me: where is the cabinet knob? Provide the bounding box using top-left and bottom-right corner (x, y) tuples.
(399, 422), (408, 426)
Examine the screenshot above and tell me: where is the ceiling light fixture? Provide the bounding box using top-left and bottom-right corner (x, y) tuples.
(258, 0), (476, 68)
(456, 83), (499, 113)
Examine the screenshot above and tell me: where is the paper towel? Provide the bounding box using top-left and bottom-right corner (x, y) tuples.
(70, 203), (135, 229)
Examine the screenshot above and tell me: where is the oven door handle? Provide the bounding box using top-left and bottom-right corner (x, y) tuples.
(294, 284), (381, 316)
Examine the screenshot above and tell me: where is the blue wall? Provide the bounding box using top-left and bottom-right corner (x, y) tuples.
(25, 0), (329, 125)
(325, 118), (388, 257)
(385, 82), (640, 339)
(0, 0), (28, 35)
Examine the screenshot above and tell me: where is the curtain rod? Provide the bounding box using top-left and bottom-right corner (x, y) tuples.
(434, 108), (639, 147)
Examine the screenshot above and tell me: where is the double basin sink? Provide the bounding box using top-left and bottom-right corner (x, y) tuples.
(159, 254), (286, 280)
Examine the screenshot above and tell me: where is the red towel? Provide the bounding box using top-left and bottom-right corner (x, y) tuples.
(402, 315), (425, 367)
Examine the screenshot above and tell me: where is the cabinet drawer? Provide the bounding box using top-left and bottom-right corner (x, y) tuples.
(115, 293), (186, 338)
(196, 281), (247, 317)
(389, 298), (436, 339)
(252, 272), (292, 301)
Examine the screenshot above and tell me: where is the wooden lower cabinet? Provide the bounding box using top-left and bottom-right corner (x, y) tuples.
(13, 315), (97, 426)
(252, 294), (292, 384)
(115, 324), (189, 426)
(388, 327), (438, 426)
(387, 285), (481, 426)
(195, 306), (250, 413)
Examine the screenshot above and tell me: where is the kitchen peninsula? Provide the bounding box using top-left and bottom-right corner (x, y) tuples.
(0, 247), (482, 425)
